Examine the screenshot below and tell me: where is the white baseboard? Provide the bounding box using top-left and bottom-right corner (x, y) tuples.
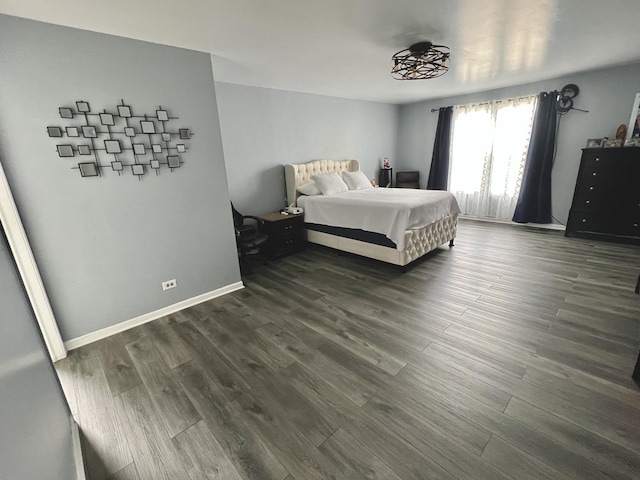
(70, 416), (86, 480)
(459, 216), (566, 231)
(64, 281), (244, 351)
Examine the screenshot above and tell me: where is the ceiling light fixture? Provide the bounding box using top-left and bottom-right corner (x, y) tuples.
(391, 41), (450, 80)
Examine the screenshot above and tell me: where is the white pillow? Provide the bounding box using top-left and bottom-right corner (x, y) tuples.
(342, 170), (373, 190)
(297, 182), (321, 196)
(311, 172), (349, 195)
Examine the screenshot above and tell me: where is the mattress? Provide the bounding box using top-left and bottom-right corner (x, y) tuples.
(297, 188), (461, 250)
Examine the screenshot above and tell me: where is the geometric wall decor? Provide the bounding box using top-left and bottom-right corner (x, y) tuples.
(47, 99), (192, 180)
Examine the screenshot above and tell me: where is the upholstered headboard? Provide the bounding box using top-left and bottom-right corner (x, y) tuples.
(284, 159), (359, 206)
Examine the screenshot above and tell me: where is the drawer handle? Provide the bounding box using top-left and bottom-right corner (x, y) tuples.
(585, 200), (590, 204)
(589, 186), (594, 190)
(635, 224), (638, 227)
(595, 157), (600, 162)
(592, 172), (597, 176)
(582, 219), (587, 223)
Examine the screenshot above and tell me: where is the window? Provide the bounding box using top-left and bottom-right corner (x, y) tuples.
(448, 96), (536, 220)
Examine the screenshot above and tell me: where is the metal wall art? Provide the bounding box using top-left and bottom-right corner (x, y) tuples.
(47, 100), (192, 180)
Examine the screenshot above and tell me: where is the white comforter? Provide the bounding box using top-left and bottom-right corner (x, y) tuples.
(297, 188), (460, 250)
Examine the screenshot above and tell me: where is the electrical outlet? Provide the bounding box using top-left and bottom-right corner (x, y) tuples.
(162, 279), (177, 291)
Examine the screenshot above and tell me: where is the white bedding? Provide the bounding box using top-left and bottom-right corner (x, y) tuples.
(297, 188), (461, 250)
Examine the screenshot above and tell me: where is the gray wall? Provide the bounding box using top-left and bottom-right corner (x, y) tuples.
(0, 223), (76, 479)
(0, 15), (240, 341)
(397, 62), (640, 223)
(215, 82), (400, 214)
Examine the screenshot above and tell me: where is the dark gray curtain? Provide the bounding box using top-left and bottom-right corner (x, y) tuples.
(427, 106), (453, 190)
(512, 91), (558, 223)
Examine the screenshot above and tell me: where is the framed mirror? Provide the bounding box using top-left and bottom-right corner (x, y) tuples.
(132, 164), (145, 176)
(59, 107), (73, 119)
(57, 145), (75, 157)
(82, 125), (97, 138)
(627, 92), (640, 143)
(104, 139), (122, 154)
(78, 162), (99, 177)
(78, 145), (91, 155)
(76, 101), (90, 113)
(118, 105), (132, 118)
(100, 113), (115, 126)
(167, 156), (180, 168)
(47, 126), (63, 137)
(157, 110), (168, 121)
(66, 127), (79, 137)
(140, 120), (155, 134)
(111, 161), (123, 172)
(132, 143), (146, 155)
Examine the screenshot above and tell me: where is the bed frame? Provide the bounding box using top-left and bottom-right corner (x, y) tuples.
(284, 159), (458, 267)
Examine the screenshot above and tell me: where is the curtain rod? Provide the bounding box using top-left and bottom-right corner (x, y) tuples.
(430, 95), (537, 112)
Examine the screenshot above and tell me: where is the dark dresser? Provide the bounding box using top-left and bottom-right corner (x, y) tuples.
(258, 212), (305, 258)
(565, 147), (640, 244)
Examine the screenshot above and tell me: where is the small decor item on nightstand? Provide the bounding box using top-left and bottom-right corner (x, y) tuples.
(284, 205), (303, 215)
(383, 157), (391, 169)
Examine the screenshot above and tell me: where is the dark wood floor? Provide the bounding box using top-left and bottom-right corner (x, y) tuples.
(56, 219), (640, 480)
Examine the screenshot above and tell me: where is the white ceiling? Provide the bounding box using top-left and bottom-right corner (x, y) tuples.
(3, 0), (640, 104)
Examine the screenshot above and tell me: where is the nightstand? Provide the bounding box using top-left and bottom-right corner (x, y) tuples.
(258, 212), (305, 258)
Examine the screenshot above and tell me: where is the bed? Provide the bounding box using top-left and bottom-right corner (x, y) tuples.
(284, 159), (460, 267)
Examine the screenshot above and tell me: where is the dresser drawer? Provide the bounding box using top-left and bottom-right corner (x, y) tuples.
(568, 210), (640, 236)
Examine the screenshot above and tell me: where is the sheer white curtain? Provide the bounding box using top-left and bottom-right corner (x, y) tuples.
(448, 96), (537, 220)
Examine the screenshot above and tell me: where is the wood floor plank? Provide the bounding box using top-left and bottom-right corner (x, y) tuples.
(362, 389), (514, 480)
(555, 307), (639, 347)
(370, 386), (493, 456)
(191, 316), (289, 379)
(94, 336), (142, 396)
(522, 366), (640, 427)
(114, 385), (190, 480)
(172, 421), (243, 480)
(126, 337), (201, 438)
(71, 349), (132, 479)
(393, 357), (624, 480)
(293, 306), (407, 375)
(398, 362), (512, 412)
(106, 463), (140, 480)
(279, 362), (459, 480)
(318, 428), (403, 480)
(257, 322), (378, 406)
(140, 316), (194, 369)
(170, 320), (251, 401)
(173, 360), (289, 480)
(231, 392), (348, 480)
(481, 435), (572, 480)
(207, 308), (296, 370)
(505, 397), (640, 479)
